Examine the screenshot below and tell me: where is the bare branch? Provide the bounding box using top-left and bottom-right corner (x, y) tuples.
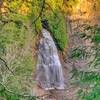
(0, 57), (14, 75)
(31, 0), (45, 25)
(0, 18), (28, 30)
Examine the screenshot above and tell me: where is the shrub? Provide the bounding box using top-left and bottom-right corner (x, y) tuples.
(45, 10), (68, 51)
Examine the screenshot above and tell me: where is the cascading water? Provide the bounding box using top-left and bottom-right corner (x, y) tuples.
(36, 28), (65, 90)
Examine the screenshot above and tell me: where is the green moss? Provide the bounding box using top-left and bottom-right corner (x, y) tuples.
(92, 34), (100, 44)
(45, 10), (68, 51)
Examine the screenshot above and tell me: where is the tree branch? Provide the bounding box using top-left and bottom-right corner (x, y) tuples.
(31, 0), (45, 25)
(0, 18), (28, 30)
(0, 57), (14, 75)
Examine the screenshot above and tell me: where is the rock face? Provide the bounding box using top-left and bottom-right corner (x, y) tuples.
(36, 28), (65, 90)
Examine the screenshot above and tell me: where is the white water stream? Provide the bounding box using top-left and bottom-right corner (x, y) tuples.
(36, 29), (65, 90)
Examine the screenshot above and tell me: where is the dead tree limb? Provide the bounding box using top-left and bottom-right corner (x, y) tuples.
(0, 57), (14, 75)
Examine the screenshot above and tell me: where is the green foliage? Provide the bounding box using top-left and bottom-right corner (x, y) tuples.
(0, 7), (36, 100)
(92, 33), (100, 44)
(74, 70), (100, 100)
(0, 22), (27, 48)
(0, 83), (37, 100)
(70, 48), (86, 60)
(85, 25), (100, 44)
(71, 25), (100, 100)
(45, 10), (68, 51)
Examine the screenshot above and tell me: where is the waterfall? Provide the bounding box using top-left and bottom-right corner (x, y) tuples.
(36, 28), (65, 90)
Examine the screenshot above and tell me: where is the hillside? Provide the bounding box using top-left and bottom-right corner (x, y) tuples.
(0, 0), (100, 100)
